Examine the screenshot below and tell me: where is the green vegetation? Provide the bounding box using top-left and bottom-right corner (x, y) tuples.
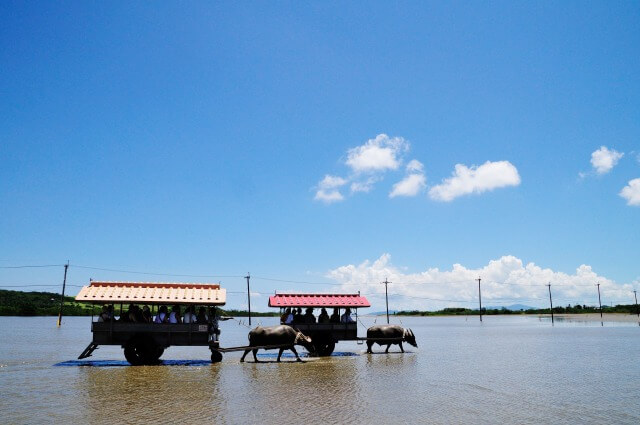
(396, 304), (640, 316)
(0, 289), (99, 316)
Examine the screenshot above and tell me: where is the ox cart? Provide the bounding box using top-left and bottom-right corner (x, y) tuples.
(268, 292), (370, 356)
(75, 281), (226, 365)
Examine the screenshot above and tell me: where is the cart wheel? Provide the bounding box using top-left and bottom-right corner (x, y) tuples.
(210, 350), (223, 363)
(124, 337), (162, 366)
(315, 341), (336, 357)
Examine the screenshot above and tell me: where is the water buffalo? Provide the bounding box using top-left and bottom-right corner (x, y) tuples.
(240, 325), (313, 363)
(366, 325), (417, 353)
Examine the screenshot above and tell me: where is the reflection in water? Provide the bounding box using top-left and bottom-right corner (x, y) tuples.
(80, 364), (224, 423)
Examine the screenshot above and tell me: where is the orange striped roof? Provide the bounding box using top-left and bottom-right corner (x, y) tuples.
(75, 281), (226, 305)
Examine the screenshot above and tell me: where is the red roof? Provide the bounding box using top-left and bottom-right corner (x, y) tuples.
(268, 293), (370, 308)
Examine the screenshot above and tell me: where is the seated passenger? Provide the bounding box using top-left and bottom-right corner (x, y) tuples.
(341, 307), (355, 323)
(292, 307), (302, 324)
(119, 305), (133, 322)
(284, 308), (294, 324)
(318, 308), (330, 324)
(97, 306), (110, 322)
(169, 305), (182, 324)
(303, 307), (316, 324)
(196, 307), (209, 324)
(154, 305), (169, 323)
(130, 305), (144, 322)
(142, 306), (152, 323)
(280, 307), (291, 324)
(329, 308), (340, 324)
(183, 306), (197, 324)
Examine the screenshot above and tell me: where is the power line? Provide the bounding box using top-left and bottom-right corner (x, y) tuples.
(71, 264), (243, 279)
(0, 264), (65, 269)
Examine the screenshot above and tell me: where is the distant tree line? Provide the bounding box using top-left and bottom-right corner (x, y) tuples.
(0, 289), (98, 316)
(396, 304), (640, 316)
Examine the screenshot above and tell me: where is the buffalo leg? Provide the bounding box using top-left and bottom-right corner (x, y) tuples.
(252, 349), (259, 362)
(277, 348), (285, 362)
(399, 342), (404, 353)
(385, 344), (391, 353)
(366, 341), (373, 353)
(240, 349), (250, 362)
(290, 346), (302, 362)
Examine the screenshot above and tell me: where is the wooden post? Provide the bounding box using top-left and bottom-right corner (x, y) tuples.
(547, 283), (554, 326)
(634, 290), (639, 327)
(477, 277), (482, 322)
(245, 273), (252, 326)
(56, 262), (69, 327)
(597, 283), (603, 327)
(383, 278), (390, 324)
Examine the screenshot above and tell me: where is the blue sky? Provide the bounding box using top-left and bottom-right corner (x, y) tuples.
(1, 2), (639, 310)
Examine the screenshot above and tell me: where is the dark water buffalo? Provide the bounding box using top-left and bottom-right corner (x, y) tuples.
(240, 325), (313, 363)
(366, 325), (417, 353)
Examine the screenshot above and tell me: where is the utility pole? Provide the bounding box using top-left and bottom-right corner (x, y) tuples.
(634, 290), (639, 327)
(597, 283), (603, 327)
(547, 283), (554, 326)
(477, 277), (482, 322)
(245, 273), (252, 326)
(57, 262), (69, 327)
(383, 278), (390, 324)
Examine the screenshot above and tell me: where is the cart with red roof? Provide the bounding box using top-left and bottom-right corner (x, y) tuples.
(268, 292), (370, 356)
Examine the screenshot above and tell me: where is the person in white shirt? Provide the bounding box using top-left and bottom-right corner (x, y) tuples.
(154, 305), (169, 323)
(168, 305), (182, 324)
(183, 306), (197, 324)
(341, 308), (355, 323)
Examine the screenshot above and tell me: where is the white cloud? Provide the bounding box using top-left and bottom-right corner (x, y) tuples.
(318, 174), (347, 189)
(429, 160), (521, 202)
(619, 178), (640, 206)
(314, 134), (410, 202)
(314, 190), (344, 203)
(328, 254), (633, 311)
(406, 159), (424, 173)
(389, 160), (427, 198)
(314, 175), (347, 203)
(591, 146), (624, 175)
(346, 134), (409, 173)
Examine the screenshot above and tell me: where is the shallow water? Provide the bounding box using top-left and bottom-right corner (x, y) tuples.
(1, 315), (639, 424)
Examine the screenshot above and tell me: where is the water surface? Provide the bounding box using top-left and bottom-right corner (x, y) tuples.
(1, 315), (638, 424)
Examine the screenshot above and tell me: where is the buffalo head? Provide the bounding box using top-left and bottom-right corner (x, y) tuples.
(294, 331), (314, 352)
(403, 328), (417, 348)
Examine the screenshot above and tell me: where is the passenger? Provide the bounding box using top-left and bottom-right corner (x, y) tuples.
(107, 305), (115, 320)
(318, 308), (330, 324)
(142, 306), (152, 323)
(183, 306), (197, 324)
(209, 307), (221, 342)
(130, 305), (144, 322)
(154, 305), (169, 323)
(341, 307), (355, 323)
(97, 306), (110, 322)
(119, 305), (133, 322)
(280, 307), (291, 324)
(284, 308), (294, 324)
(196, 307), (209, 324)
(304, 307), (316, 324)
(329, 308), (340, 324)
(168, 305), (182, 324)
(293, 307), (303, 324)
